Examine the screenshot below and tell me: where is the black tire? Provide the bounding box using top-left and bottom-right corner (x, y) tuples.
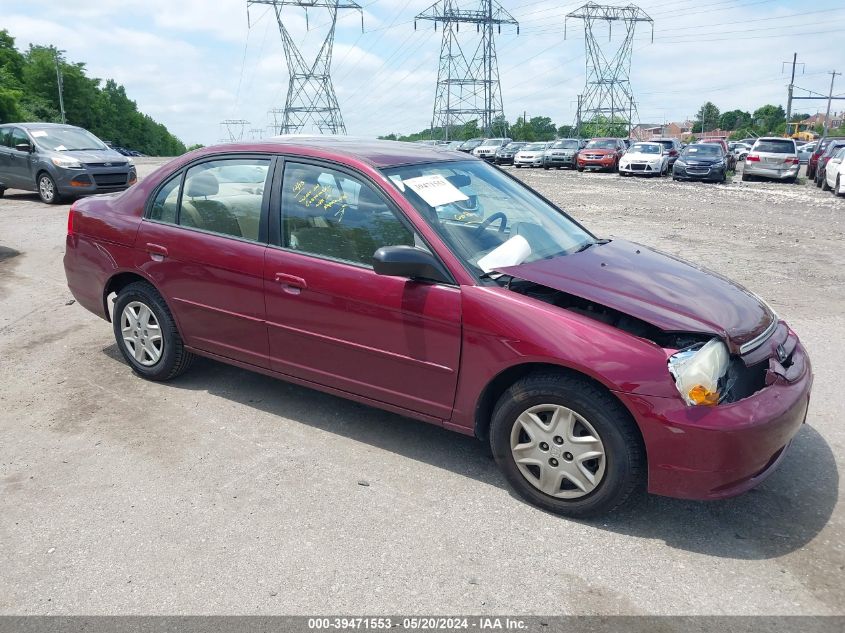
(0, 187), (5, 198)
(837, 176), (843, 197)
(544, 166), (550, 170)
(112, 281), (194, 381)
(489, 371), (645, 518)
(821, 174), (831, 191)
(741, 172), (750, 182)
(514, 165), (521, 169)
(37, 172), (61, 205)
(815, 172), (824, 188)
(577, 166), (584, 172)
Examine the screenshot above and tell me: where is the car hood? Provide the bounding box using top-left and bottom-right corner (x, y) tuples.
(623, 152), (661, 161)
(496, 239), (775, 352)
(680, 155), (722, 165)
(52, 149), (129, 164)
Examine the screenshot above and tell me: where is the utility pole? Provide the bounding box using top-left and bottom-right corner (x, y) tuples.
(416, 0), (518, 139)
(782, 53), (804, 136)
(576, 95), (582, 138)
(823, 70), (841, 137)
(565, 3), (653, 139)
(53, 48), (66, 124)
(248, 0), (363, 135)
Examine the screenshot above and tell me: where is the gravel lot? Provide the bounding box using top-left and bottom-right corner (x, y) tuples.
(0, 156), (843, 615)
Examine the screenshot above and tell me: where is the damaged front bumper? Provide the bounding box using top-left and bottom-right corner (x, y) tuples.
(615, 324), (812, 500)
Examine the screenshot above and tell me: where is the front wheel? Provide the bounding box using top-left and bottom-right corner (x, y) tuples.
(577, 166), (584, 172)
(490, 372), (644, 517)
(37, 172), (61, 204)
(112, 281), (194, 381)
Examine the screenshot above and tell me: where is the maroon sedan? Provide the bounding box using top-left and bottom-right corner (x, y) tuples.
(63, 137), (812, 517)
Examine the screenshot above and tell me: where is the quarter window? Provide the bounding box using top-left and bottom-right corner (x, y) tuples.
(179, 158), (270, 241)
(280, 162), (416, 266)
(149, 174), (181, 224)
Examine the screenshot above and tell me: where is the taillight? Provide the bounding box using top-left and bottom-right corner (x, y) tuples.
(67, 203), (77, 236)
(786, 157), (800, 165)
(670, 149), (678, 156)
(746, 154), (760, 162)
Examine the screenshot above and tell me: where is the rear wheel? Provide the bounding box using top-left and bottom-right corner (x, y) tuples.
(489, 372), (644, 517)
(837, 176), (844, 197)
(577, 166), (584, 172)
(741, 172), (750, 182)
(112, 282), (194, 381)
(37, 172), (61, 204)
(0, 187), (5, 198)
(822, 175), (831, 191)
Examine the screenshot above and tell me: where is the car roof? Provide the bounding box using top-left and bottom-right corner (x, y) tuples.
(197, 135), (471, 168)
(13, 122), (83, 130)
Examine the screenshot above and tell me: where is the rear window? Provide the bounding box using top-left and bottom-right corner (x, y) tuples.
(754, 139), (795, 154)
(657, 140), (675, 149)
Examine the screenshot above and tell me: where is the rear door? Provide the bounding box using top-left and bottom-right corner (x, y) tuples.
(0, 126), (11, 189)
(263, 158), (462, 420)
(135, 155), (274, 368)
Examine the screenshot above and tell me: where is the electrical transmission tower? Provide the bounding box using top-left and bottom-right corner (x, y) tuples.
(565, 3), (653, 138)
(219, 119), (251, 142)
(248, 0), (363, 135)
(416, 0), (518, 140)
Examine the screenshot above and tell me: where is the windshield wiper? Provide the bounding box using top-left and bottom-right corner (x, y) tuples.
(573, 238), (609, 254)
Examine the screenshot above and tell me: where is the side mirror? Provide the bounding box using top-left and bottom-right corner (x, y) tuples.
(15, 143), (33, 153)
(373, 245), (452, 284)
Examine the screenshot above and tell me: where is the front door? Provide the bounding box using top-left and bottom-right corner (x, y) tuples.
(263, 159), (462, 420)
(135, 155), (273, 368)
(7, 128), (35, 189)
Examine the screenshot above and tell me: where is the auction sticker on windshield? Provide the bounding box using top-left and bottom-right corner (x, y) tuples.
(403, 174), (468, 207)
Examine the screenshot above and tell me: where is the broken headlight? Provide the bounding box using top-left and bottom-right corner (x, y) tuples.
(667, 338), (730, 406)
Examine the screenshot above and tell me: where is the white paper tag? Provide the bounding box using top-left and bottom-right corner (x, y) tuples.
(404, 174), (468, 207)
(31, 130), (47, 138)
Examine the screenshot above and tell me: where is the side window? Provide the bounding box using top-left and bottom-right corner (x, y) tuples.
(281, 162), (416, 266)
(10, 128), (29, 151)
(0, 127), (9, 148)
(179, 158), (270, 241)
(149, 173), (181, 224)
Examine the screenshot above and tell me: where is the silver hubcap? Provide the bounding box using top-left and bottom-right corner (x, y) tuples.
(510, 404), (606, 499)
(39, 176), (54, 201)
(120, 301), (163, 366)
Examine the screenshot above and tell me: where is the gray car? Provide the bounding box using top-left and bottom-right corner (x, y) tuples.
(542, 138), (581, 169)
(742, 137), (799, 183)
(0, 122), (137, 204)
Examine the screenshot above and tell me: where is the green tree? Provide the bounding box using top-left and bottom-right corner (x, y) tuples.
(752, 104), (786, 135)
(557, 124), (577, 138)
(718, 109), (751, 131)
(529, 116), (556, 140)
(509, 116), (535, 141)
(694, 102), (720, 133)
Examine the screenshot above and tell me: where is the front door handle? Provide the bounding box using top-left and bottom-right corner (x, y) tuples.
(146, 243), (168, 261)
(274, 273), (307, 294)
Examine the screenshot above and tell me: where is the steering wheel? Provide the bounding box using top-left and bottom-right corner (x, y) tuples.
(474, 212), (508, 236)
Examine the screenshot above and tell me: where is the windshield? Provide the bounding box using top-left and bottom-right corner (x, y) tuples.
(382, 160), (593, 276)
(551, 140), (579, 149)
(630, 143), (660, 154)
(460, 139), (483, 150)
(682, 144), (721, 158)
(586, 139), (617, 149)
(523, 143), (547, 151)
(29, 127), (107, 151)
(502, 143), (524, 151)
(480, 138), (506, 147)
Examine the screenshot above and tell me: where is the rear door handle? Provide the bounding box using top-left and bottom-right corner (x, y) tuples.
(146, 243), (168, 260)
(274, 273), (307, 294)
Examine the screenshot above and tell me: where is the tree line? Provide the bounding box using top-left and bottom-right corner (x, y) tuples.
(381, 100), (845, 143)
(0, 29), (186, 156)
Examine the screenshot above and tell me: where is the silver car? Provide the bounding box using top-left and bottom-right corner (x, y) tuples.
(514, 142), (551, 168)
(543, 139), (581, 169)
(797, 142), (817, 165)
(472, 137), (512, 161)
(742, 137), (800, 183)
(0, 122), (137, 204)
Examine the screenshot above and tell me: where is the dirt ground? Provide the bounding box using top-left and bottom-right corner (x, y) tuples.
(0, 156), (843, 615)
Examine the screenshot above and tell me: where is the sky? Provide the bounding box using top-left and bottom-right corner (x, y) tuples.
(4, 0), (845, 146)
